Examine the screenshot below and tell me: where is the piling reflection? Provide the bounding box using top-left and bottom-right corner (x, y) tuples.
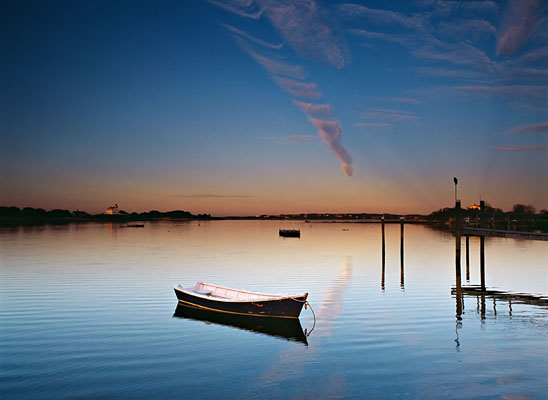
(452, 287), (548, 349)
(173, 304), (308, 345)
(452, 287), (548, 309)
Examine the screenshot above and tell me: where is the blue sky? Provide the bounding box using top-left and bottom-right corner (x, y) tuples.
(1, 0), (547, 215)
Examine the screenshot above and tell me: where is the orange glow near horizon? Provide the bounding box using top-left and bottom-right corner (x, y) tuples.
(2, 164), (546, 216)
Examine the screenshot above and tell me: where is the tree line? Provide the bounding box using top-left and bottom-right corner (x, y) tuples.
(0, 206), (211, 222)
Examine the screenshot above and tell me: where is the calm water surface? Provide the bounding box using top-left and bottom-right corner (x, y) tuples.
(1, 221), (547, 399)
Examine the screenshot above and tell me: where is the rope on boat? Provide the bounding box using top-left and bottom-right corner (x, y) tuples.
(304, 301), (316, 337)
(287, 296), (316, 336)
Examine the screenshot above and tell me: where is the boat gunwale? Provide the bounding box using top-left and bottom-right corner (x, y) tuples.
(174, 281), (308, 303)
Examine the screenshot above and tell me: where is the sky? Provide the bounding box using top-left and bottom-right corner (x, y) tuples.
(1, 0), (547, 216)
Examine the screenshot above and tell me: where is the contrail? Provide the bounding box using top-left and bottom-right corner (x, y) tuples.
(209, 0), (354, 176)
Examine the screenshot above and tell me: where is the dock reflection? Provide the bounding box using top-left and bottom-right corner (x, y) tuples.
(452, 286), (548, 315)
(173, 304), (308, 345)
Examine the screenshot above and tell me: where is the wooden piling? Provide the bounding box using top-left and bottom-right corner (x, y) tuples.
(479, 200), (486, 291)
(400, 217), (404, 267)
(381, 215), (386, 266)
(400, 217), (404, 289)
(465, 235), (470, 281)
(381, 215), (385, 291)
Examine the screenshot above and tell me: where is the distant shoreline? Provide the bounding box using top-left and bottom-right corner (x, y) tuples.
(0, 214), (425, 226)
(1, 205), (546, 234)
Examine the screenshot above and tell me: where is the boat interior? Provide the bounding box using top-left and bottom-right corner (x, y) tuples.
(177, 281), (303, 302)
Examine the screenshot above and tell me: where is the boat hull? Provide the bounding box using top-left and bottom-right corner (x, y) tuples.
(173, 304), (308, 344)
(174, 287), (307, 319)
(279, 229), (300, 238)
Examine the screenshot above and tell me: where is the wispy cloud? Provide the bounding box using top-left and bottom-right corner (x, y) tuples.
(360, 108), (418, 122)
(508, 122), (548, 135)
(364, 95), (422, 104)
(176, 193), (254, 198)
(248, 51), (306, 80)
(338, 3), (425, 31)
(456, 84), (547, 98)
(459, 1), (499, 14)
(292, 100), (333, 117)
(494, 144), (548, 152)
(348, 28), (415, 48)
(344, 0), (546, 116)
(513, 46), (548, 64)
(454, 84), (548, 110)
(214, 0), (349, 70)
(497, 0), (544, 57)
(390, 97), (422, 104)
(308, 118), (353, 176)
(272, 76), (322, 99)
(206, 0), (264, 19)
(260, 0), (348, 69)
(416, 66), (482, 79)
(413, 42), (492, 67)
(208, 0), (353, 176)
(224, 26), (305, 81)
(354, 122), (391, 128)
(259, 135), (318, 143)
(437, 18), (496, 40)
(496, 46), (548, 81)
(349, 28), (492, 69)
(221, 24), (283, 49)
(424, 0), (498, 18)
(500, 67), (548, 81)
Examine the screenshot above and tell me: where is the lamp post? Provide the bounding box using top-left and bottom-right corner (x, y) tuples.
(453, 177), (458, 202)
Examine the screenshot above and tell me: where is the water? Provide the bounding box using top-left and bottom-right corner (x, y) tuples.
(1, 221), (547, 399)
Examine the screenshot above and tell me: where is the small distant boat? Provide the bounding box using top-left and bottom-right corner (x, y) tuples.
(173, 304), (308, 345)
(173, 281), (308, 319)
(127, 224), (144, 228)
(279, 229), (300, 238)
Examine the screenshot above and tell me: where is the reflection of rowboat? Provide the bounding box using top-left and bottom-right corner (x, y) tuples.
(173, 304), (308, 345)
(173, 281), (308, 318)
(279, 229), (300, 238)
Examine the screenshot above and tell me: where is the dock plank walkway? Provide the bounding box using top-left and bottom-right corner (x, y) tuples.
(462, 227), (548, 241)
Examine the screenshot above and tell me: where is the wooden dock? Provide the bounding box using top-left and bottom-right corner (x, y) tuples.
(463, 227), (548, 241)
(451, 198), (547, 318)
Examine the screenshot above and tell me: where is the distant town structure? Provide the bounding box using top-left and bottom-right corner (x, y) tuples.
(105, 204), (119, 215)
